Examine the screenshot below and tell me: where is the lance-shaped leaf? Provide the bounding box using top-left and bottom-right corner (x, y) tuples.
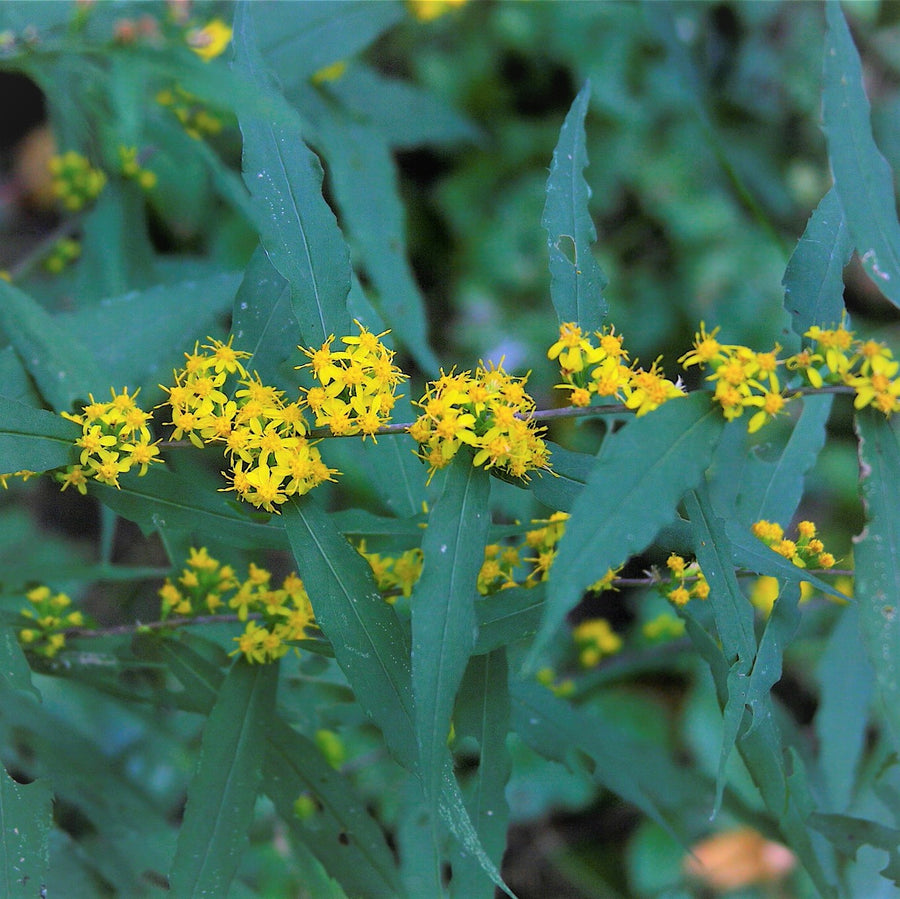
(528, 441), (593, 512)
(854, 409), (900, 755)
(0, 768), (51, 898)
(783, 188), (852, 340)
(684, 488), (757, 811)
(449, 650), (511, 899)
(232, 245), (299, 392)
(823, 2), (900, 307)
(89, 468), (289, 550)
(233, 3), (351, 347)
(254, 1), (404, 91)
(169, 659), (277, 897)
(540, 394), (723, 657)
(542, 81), (607, 334)
(410, 458), (490, 815)
(511, 680), (674, 835)
(283, 496), (417, 769)
(814, 604), (873, 811)
(310, 113), (439, 373)
(809, 813), (900, 887)
(0, 281), (103, 412)
(0, 396), (78, 474)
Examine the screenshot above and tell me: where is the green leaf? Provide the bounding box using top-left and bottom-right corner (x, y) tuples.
(233, 3), (352, 347)
(725, 395), (832, 528)
(0, 768), (51, 899)
(264, 717), (405, 899)
(814, 604), (873, 811)
(232, 246), (299, 393)
(542, 81), (608, 334)
(684, 488), (757, 809)
(474, 584), (546, 656)
(783, 188), (852, 339)
(0, 396), (78, 474)
(169, 659), (277, 898)
(65, 272), (241, 400)
(809, 813), (900, 886)
(853, 409), (900, 754)
(75, 181), (156, 301)
(254, 1), (405, 91)
(89, 467), (290, 550)
(528, 441), (593, 512)
(0, 281), (103, 412)
(324, 64), (481, 149)
(0, 628), (40, 702)
(823, 2), (900, 306)
(305, 104), (439, 372)
(511, 680), (673, 834)
(449, 650), (511, 899)
(540, 394), (723, 655)
(411, 458), (490, 811)
(283, 496), (417, 769)
(358, 419), (427, 519)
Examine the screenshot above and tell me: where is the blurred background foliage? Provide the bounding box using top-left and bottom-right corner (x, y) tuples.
(2, 1), (900, 896)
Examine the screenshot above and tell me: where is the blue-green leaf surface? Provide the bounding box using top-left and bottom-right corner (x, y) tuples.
(541, 394), (723, 655)
(0, 396), (78, 473)
(542, 81), (608, 333)
(814, 604), (873, 811)
(823, 2), (900, 307)
(90, 468), (289, 550)
(783, 188), (852, 339)
(685, 488), (757, 809)
(233, 3), (351, 347)
(854, 409), (900, 754)
(511, 680), (672, 833)
(809, 814), (900, 887)
(528, 442), (593, 512)
(232, 246), (299, 393)
(264, 717), (405, 899)
(0, 281), (103, 411)
(299, 95), (439, 373)
(254, 1), (404, 91)
(170, 659), (277, 898)
(283, 496), (417, 769)
(411, 458), (490, 813)
(0, 768), (51, 899)
(324, 64), (481, 149)
(449, 650), (511, 899)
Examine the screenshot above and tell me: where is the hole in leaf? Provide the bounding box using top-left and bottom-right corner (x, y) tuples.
(557, 234), (577, 266)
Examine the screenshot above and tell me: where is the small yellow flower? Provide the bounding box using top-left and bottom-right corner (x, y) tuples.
(187, 19), (232, 61)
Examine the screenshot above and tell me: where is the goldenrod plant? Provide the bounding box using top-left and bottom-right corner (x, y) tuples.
(1, 2), (899, 896)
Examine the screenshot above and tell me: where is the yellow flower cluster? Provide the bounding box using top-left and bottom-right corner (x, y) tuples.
(357, 541), (423, 601)
(572, 617), (623, 667)
(477, 543), (521, 595)
(156, 86), (224, 139)
(43, 237), (80, 274)
(48, 151), (106, 211)
(119, 146), (157, 191)
(59, 388), (160, 492)
(662, 553), (710, 607)
(550, 322), (684, 416)
(298, 322), (407, 440)
(410, 364), (551, 479)
(18, 585), (85, 658)
(161, 337), (337, 513)
(751, 519), (836, 570)
(680, 324), (788, 432)
(158, 547), (315, 665)
(794, 324), (900, 415)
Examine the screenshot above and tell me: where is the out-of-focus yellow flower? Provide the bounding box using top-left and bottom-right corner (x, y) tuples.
(187, 19), (232, 61)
